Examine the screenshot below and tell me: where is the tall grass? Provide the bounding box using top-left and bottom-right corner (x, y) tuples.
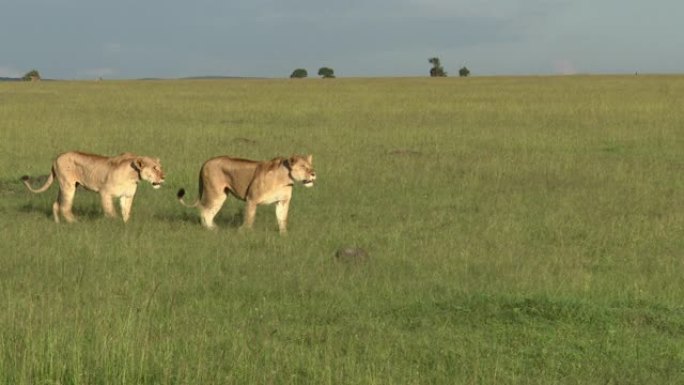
(0, 76), (683, 384)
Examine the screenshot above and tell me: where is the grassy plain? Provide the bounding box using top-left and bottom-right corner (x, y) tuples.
(0, 76), (683, 384)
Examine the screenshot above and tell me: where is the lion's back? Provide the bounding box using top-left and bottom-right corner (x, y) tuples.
(199, 156), (291, 201)
(52, 151), (139, 191)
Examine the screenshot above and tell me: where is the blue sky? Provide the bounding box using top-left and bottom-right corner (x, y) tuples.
(1, 0), (682, 79)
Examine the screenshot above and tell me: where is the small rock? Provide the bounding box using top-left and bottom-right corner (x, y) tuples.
(335, 246), (369, 263)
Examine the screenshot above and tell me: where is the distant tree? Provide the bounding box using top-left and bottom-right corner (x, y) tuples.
(290, 68), (308, 78)
(428, 57), (447, 77)
(22, 69), (41, 81)
(458, 66), (470, 77)
(318, 67), (335, 78)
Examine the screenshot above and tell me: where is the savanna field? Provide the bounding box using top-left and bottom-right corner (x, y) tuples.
(0, 76), (682, 384)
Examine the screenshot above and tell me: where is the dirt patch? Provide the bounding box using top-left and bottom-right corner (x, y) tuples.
(388, 149), (421, 156)
(232, 137), (258, 145)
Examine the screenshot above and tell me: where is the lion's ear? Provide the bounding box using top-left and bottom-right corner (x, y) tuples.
(306, 154), (313, 164)
(132, 158), (145, 171)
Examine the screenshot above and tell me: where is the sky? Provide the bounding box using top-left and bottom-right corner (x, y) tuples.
(1, 0), (682, 79)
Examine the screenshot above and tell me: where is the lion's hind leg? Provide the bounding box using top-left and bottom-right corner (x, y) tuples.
(56, 185), (78, 223)
(199, 191), (227, 230)
(52, 201), (60, 223)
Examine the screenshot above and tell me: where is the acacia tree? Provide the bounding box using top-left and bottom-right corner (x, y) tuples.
(459, 66), (471, 77)
(22, 69), (41, 81)
(290, 68), (308, 78)
(428, 57), (447, 77)
(318, 67), (335, 78)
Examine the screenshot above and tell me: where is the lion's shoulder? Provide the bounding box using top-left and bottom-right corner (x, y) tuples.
(259, 157), (287, 173)
(107, 152), (139, 167)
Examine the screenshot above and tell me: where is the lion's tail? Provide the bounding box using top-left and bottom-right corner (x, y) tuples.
(21, 169), (55, 193)
(178, 172), (205, 208)
(177, 188), (200, 208)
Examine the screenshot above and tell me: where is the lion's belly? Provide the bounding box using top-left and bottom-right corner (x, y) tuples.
(256, 187), (291, 205)
(103, 182), (138, 197)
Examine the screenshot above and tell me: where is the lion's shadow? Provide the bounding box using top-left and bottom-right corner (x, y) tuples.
(18, 202), (106, 221)
(155, 210), (245, 228)
(18, 195), (252, 228)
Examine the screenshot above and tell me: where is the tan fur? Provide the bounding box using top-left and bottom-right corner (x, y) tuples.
(178, 154), (316, 234)
(22, 151), (165, 223)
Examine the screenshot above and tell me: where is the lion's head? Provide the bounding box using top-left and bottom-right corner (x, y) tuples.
(287, 155), (316, 188)
(134, 157), (165, 189)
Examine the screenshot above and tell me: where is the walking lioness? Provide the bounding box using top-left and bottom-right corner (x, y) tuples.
(177, 154), (316, 233)
(21, 151), (165, 223)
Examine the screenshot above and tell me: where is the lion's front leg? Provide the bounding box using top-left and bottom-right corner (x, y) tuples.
(242, 200), (258, 230)
(275, 199), (290, 235)
(100, 193), (117, 219)
(119, 194), (135, 223)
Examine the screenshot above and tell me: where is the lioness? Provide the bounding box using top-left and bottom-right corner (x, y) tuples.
(177, 154), (315, 233)
(21, 151), (165, 223)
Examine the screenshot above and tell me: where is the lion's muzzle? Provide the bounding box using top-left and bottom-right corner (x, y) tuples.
(302, 172), (316, 188)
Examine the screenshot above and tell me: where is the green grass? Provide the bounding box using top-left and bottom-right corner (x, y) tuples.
(1, 76), (683, 384)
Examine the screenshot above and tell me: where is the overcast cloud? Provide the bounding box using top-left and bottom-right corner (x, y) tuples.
(1, 0), (682, 79)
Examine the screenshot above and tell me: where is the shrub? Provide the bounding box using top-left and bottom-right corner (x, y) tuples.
(318, 67), (335, 78)
(290, 68), (308, 78)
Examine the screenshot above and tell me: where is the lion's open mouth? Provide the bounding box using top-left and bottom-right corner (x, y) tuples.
(152, 182), (163, 189)
(302, 180), (314, 187)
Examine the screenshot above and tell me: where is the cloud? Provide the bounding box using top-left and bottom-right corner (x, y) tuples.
(103, 42), (123, 55)
(553, 59), (577, 75)
(3, 0), (679, 78)
(0, 66), (22, 78)
(80, 67), (118, 78)
(402, 0), (519, 18)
